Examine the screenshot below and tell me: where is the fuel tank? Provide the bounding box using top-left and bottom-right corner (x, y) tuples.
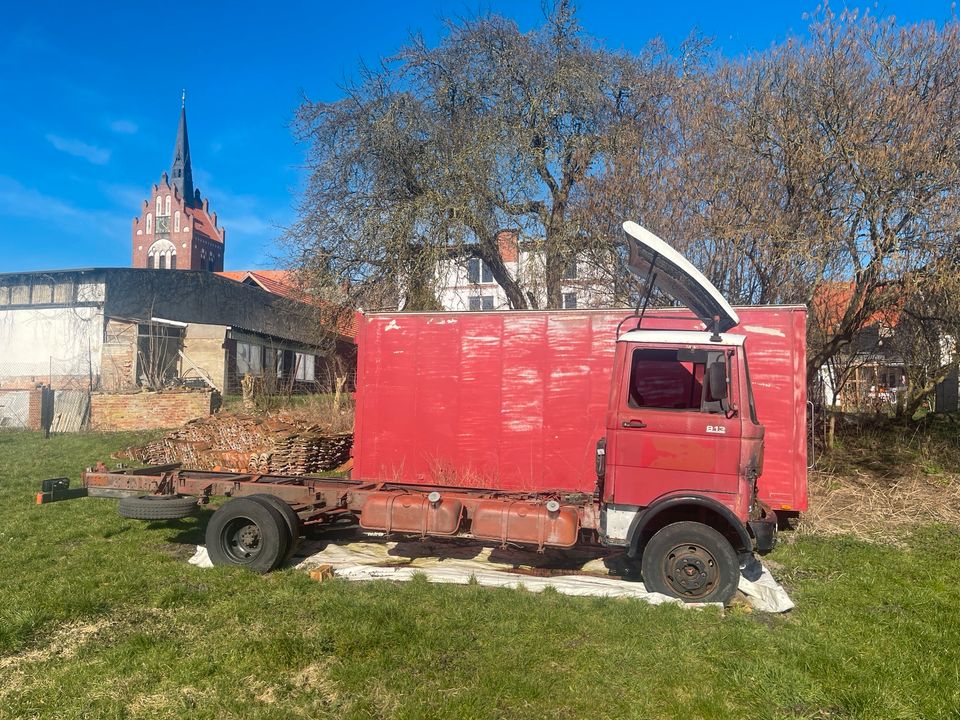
(360, 492), (463, 535)
(470, 500), (579, 549)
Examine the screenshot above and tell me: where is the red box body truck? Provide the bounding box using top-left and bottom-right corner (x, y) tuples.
(61, 222), (807, 604)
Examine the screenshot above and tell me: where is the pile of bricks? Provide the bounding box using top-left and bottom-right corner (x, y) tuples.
(119, 413), (353, 475)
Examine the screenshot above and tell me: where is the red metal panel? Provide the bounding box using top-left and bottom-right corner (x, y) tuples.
(352, 307), (808, 511)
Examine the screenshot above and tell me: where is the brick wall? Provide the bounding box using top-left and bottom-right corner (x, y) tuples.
(26, 387), (42, 430)
(101, 318), (138, 392)
(89, 390), (214, 431)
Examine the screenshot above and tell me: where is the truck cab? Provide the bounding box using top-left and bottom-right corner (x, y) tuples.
(596, 222), (778, 601)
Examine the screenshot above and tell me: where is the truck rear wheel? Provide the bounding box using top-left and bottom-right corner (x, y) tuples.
(246, 494), (301, 565)
(641, 521), (739, 604)
(205, 497), (289, 573)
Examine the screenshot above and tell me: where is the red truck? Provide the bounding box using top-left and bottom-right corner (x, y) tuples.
(41, 222), (807, 604)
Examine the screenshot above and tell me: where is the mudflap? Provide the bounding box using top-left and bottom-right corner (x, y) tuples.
(748, 502), (778, 555)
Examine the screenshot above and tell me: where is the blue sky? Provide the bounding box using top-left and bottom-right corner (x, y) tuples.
(0, 1), (954, 273)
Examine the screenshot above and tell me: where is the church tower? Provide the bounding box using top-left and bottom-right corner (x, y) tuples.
(131, 97), (226, 271)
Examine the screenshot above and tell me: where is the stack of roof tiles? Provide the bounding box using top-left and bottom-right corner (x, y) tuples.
(120, 413), (353, 475)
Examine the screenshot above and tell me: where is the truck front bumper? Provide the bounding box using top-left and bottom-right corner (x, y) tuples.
(748, 502), (778, 555)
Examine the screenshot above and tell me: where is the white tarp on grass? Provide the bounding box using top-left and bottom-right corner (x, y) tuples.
(188, 533), (794, 613)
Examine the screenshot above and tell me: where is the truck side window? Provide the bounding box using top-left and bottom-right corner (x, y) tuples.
(628, 349), (705, 410)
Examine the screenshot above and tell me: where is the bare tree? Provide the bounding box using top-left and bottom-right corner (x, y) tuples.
(588, 9), (960, 390)
(286, 1), (674, 310)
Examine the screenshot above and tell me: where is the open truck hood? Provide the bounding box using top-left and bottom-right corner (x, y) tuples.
(622, 221), (740, 332)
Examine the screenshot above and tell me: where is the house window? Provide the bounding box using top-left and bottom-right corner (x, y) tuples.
(562, 292), (577, 309)
(469, 295), (494, 311)
(295, 352), (315, 382)
(467, 258), (494, 284)
(146, 213), (153, 233)
(174, 210), (181, 232)
(564, 262), (578, 280)
(236, 342), (263, 375)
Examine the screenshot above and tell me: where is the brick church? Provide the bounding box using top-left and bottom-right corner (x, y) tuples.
(131, 99), (226, 271)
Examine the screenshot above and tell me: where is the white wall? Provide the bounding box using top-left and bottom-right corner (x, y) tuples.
(435, 249), (608, 311)
(0, 306), (104, 378)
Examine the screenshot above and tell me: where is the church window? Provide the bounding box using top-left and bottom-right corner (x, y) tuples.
(156, 196), (162, 216)
(170, 253), (177, 270)
(174, 211), (181, 232)
(159, 254), (167, 270)
(146, 213), (153, 233)
(164, 195), (171, 216)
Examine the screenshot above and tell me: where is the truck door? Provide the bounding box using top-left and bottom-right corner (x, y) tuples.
(605, 344), (742, 507)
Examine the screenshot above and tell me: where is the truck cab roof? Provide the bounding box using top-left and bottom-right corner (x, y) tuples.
(618, 329), (747, 346)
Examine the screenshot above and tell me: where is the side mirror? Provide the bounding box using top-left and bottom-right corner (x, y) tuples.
(707, 361), (728, 401)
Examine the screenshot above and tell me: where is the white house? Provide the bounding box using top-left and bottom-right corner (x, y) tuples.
(434, 230), (607, 311)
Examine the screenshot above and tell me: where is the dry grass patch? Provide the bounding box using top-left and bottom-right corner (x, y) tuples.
(0, 619), (114, 672)
(800, 471), (960, 544)
(799, 417), (960, 543)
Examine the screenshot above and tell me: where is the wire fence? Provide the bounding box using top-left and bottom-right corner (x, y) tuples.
(0, 357), (94, 430)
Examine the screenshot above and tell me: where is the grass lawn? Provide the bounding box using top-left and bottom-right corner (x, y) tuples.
(1, 431), (959, 719)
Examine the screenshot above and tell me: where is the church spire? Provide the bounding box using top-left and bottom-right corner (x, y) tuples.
(170, 95), (194, 206)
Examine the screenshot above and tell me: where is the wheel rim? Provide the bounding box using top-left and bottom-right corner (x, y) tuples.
(661, 543), (720, 599)
(220, 516), (263, 563)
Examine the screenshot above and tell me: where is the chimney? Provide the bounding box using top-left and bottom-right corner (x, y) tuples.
(496, 229), (519, 263)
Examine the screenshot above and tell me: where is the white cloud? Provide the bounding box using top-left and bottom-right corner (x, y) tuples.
(224, 213), (277, 237)
(0, 175), (127, 236)
(45, 134), (111, 165)
(100, 182), (148, 211)
(109, 119), (139, 135)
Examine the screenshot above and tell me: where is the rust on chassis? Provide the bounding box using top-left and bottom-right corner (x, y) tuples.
(78, 465), (602, 550)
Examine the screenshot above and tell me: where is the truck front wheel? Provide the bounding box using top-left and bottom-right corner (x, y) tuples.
(641, 521), (739, 604)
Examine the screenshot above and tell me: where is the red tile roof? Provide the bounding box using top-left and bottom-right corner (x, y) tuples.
(185, 205), (224, 242)
(811, 281), (902, 331)
(217, 270), (357, 339)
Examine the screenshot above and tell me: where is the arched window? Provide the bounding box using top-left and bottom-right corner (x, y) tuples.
(147, 239), (176, 270)
(164, 195), (171, 216)
(174, 210), (181, 232)
(156, 196), (162, 216)
(146, 213), (153, 233)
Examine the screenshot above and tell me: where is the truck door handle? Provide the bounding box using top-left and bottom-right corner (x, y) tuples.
(622, 420), (647, 429)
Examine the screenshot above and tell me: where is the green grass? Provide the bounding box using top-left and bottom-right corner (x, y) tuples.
(1, 431), (959, 719)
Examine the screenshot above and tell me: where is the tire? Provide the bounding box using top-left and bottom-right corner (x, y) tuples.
(246, 494), (301, 566)
(118, 494), (197, 520)
(640, 521), (739, 604)
(205, 497), (289, 573)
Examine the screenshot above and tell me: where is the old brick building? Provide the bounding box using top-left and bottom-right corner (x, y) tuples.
(131, 99), (226, 272)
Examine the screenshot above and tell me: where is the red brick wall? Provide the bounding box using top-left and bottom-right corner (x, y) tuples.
(131, 177), (224, 271)
(26, 387), (42, 430)
(89, 390), (214, 431)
